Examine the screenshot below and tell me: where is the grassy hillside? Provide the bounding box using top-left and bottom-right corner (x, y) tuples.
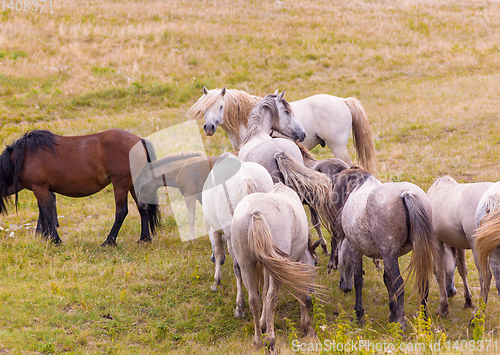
(1, 0), (500, 353)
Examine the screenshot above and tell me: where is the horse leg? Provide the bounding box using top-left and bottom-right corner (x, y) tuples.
(327, 234), (339, 273)
(263, 275), (280, 353)
(208, 228), (225, 291)
(309, 206), (329, 255)
(298, 291), (313, 336)
(101, 187), (129, 246)
(227, 237), (245, 318)
(471, 247), (492, 306)
(32, 186), (61, 244)
(433, 238), (449, 315)
(326, 141), (354, 167)
(351, 247), (365, 324)
(444, 246), (457, 299)
(382, 255), (406, 332)
(456, 248), (474, 309)
(129, 188), (152, 243)
(240, 264), (262, 349)
(383, 268), (397, 323)
(490, 249), (500, 298)
(184, 194), (198, 241)
(259, 269), (270, 334)
(36, 192), (58, 235)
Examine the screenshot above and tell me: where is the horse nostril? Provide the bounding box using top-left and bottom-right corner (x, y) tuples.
(203, 124), (207, 131)
(209, 124), (215, 131)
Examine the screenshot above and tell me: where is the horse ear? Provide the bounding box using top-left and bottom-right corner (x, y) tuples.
(277, 89), (286, 101)
(274, 89), (279, 95)
(221, 87), (226, 97)
(203, 86), (208, 95)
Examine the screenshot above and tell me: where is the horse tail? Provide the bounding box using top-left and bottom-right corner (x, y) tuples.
(344, 98), (378, 177)
(0, 130), (56, 214)
(401, 191), (434, 303)
(242, 178), (257, 195)
(275, 152), (337, 240)
(141, 139), (161, 235)
(0, 146), (15, 214)
(474, 209), (500, 285)
(248, 210), (317, 296)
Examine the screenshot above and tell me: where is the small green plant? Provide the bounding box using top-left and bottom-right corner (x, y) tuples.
(284, 317), (298, 346)
(472, 299), (486, 341)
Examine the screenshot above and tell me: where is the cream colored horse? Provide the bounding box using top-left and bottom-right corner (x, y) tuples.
(231, 183), (318, 352)
(427, 176), (494, 315)
(202, 154), (274, 319)
(188, 87), (378, 175)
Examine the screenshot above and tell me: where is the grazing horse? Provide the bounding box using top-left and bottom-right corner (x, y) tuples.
(135, 151), (221, 241)
(236, 92), (337, 245)
(188, 87), (377, 174)
(331, 167), (434, 332)
(427, 176), (493, 315)
(473, 181), (500, 299)
(231, 183), (318, 351)
(0, 129), (160, 246)
(202, 154), (274, 318)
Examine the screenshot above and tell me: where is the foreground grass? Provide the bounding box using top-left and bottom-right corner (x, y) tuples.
(1, 0), (500, 353)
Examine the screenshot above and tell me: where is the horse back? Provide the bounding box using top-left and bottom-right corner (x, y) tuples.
(19, 129), (142, 197)
(427, 181), (493, 247)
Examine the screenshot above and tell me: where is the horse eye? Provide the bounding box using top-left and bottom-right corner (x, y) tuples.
(285, 110), (290, 115)
(219, 105), (223, 110)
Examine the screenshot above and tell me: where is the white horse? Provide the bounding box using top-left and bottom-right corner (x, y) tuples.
(473, 181), (500, 299)
(187, 87), (378, 174)
(202, 154), (274, 319)
(231, 183), (318, 352)
(427, 176), (494, 315)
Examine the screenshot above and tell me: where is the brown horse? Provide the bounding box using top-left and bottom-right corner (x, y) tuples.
(0, 129), (160, 246)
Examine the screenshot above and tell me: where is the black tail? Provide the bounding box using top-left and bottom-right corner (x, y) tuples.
(141, 139), (161, 235)
(0, 130), (56, 214)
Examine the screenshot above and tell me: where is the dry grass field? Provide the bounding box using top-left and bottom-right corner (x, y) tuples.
(1, 0), (500, 353)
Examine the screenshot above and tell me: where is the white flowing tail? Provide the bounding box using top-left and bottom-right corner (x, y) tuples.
(345, 97), (378, 177)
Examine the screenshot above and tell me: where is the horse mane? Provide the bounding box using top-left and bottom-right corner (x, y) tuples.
(0, 130), (57, 213)
(296, 142), (316, 162)
(187, 88), (261, 138)
(240, 94), (285, 146)
(428, 175), (457, 193)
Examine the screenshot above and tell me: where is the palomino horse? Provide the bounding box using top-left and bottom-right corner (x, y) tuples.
(202, 154), (274, 318)
(331, 167), (434, 331)
(473, 181), (500, 299)
(0, 129), (160, 246)
(231, 183), (318, 351)
(188, 87), (377, 174)
(427, 176), (494, 315)
(236, 92), (337, 245)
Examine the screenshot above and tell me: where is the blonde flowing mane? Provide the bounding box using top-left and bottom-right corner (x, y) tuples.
(187, 88), (261, 137)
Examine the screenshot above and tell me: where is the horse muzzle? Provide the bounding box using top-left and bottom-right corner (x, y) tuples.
(203, 124), (216, 136)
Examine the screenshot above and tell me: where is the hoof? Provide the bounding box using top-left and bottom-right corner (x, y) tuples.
(464, 299), (474, 309)
(52, 238), (63, 246)
(137, 237), (152, 244)
(436, 306), (449, 316)
(234, 307), (245, 319)
(210, 284), (222, 292)
(101, 240), (117, 247)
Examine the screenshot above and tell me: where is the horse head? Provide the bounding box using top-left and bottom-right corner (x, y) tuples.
(333, 166), (371, 211)
(202, 86), (226, 136)
(272, 90), (306, 142)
